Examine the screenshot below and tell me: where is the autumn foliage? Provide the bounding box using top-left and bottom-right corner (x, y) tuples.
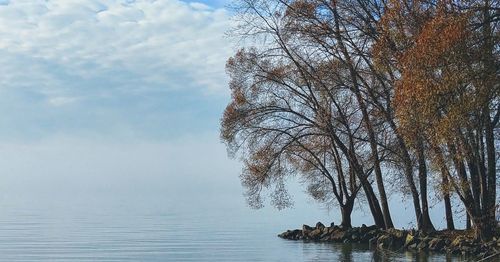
(221, 0), (499, 241)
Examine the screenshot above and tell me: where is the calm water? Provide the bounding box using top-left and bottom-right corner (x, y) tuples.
(0, 195), (465, 262)
(0, 138), (470, 261)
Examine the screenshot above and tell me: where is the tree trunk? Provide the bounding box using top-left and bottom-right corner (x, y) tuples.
(417, 139), (435, 232)
(392, 124), (424, 230)
(478, 0), (497, 241)
(355, 93), (394, 229)
(331, 1), (393, 230)
(328, 128), (385, 229)
(443, 194), (455, 230)
(450, 143), (478, 232)
(467, 160), (482, 219)
(483, 114), (496, 241)
(435, 147), (455, 231)
(341, 201), (354, 228)
(360, 177), (386, 228)
(442, 173), (455, 230)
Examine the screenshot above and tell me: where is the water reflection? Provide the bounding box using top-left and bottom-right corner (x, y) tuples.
(288, 241), (464, 262)
(372, 248), (465, 262)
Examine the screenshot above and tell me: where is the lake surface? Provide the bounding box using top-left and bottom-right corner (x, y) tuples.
(0, 137), (469, 261)
(0, 195), (465, 262)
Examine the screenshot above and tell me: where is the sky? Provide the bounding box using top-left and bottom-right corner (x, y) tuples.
(0, 0), (461, 229)
(0, 0), (233, 142)
(0, 0), (249, 214)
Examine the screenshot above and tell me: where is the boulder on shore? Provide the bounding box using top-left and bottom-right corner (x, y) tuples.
(278, 224), (500, 258)
(428, 238), (445, 251)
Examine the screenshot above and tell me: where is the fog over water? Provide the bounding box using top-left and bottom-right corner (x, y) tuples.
(0, 133), (467, 261)
(0, 133), (462, 229)
(0, 133), (463, 261)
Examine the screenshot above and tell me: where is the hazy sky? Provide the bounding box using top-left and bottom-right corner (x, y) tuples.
(0, 0), (250, 215)
(0, 0), (233, 142)
(0, 0), (461, 229)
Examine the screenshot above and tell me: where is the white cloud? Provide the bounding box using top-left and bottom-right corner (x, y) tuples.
(47, 96), (79, 107)
(0, 0), (232, 101)
(189, 2), (211, 10)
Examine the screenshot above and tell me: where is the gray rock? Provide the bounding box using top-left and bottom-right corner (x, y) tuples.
(302, 224), (313, 237)
(386, 228), (406, 239)
(368, 229), (379, 237)
(351, 233), (359, 241)
(417, 241), (428, 250)
(320, 230), (330, 240)
(428, 238), (445, 251)
(279, 229), (300, 240)
(377, 235), (393, 249)
(309, 229), (322, 240)
(278, 230), (291, 238)
(320, 233), (331, 241)
(292, 229), (302, 239)
(316, 222), (325, 230)
(331, 230), (346, 242)
(303, 224), (313, 231)
(369, 237), (378, 249)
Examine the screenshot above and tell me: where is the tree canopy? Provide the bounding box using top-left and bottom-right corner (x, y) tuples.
(221, 0), (499, 241)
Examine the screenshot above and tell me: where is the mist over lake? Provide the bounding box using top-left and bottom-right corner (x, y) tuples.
(0, 134), (461, 261)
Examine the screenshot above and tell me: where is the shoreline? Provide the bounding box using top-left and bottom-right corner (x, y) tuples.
(278, 223), (500, 260)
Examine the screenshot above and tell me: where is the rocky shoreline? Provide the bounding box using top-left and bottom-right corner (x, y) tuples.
(278, 223), (500, 260)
